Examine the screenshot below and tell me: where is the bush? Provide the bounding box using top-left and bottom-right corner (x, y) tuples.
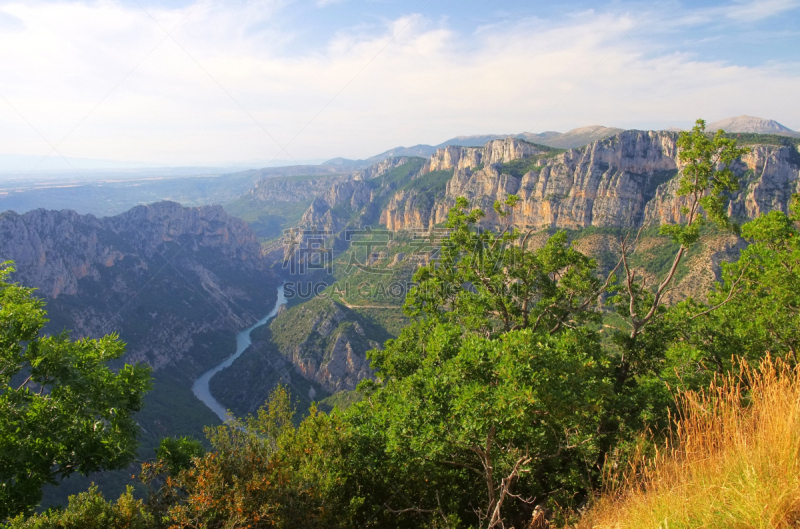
(6, 486), (152, 529)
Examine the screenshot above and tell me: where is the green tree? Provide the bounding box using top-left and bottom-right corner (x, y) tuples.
(0, 262), (152, 520)
(665, 194), (800, 384)
(615, 118), (750, 343)
(344, 198), (619, 527)
(5, 485), (152, 529)
(164, 385), (358, 529)
(404, 195), (607, 339)
(353, 326), (611, 528)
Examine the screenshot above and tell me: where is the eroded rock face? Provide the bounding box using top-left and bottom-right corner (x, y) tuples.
(427, 138), (545, 172)
(0, 201), (276, 373)
(299, 156), (428, 231)
(645, 143), (800, 225)
(273, 299), (376, 394)
(354, 156), (417, 180)
(381, 131), (800, 232)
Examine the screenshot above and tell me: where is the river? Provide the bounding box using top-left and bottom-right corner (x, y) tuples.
(191, 284), (287, 423)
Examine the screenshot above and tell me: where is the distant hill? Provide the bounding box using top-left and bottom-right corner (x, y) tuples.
(526, 125), (624, 149)
(707, 116), (800, 138)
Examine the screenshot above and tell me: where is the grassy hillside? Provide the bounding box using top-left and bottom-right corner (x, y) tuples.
(577, 357), (800, 528)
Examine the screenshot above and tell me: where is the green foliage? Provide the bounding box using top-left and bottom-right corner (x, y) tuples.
(0, 262), (152, 520)
(164, 385), (359, 528)
(6, 485), (152, 529)
(356, 326), (613, 526)
(154, 437), (204, 477)
(344, 198), (633, 525)
(664, 194), (800, 384)
(495, 157), (540, 178)
(405, 197), (604, 338)
(317, 389), (362, 413)
(398, 169), (454, 211)
(659, 119), (750, 245)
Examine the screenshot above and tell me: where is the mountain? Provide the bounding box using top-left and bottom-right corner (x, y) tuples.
(533, 125), (625, 149)
(707, 116), (800, 137)
(0, 201), (279, 503)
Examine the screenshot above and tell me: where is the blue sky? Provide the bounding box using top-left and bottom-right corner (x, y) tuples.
(0, 0), (798, 167)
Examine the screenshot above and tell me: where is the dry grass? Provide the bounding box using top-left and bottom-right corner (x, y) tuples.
(577, 356), (800, 529)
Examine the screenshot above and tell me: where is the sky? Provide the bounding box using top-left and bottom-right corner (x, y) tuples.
(0, 0), (798, 168)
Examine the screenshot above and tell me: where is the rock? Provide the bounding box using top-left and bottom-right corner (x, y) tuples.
(0, 201), (276, 373)
(427, 138), (544, 172)
(381, 130), (800, 232)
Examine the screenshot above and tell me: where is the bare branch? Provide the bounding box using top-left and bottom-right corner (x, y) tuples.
(15, 374), (33, 392)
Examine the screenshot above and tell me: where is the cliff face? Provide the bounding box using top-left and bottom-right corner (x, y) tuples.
(427, 138), (545, 172)
(299, 157), (428, 232)
(270, 298), (376, 393)
(379, 131), (800, 232)
(0, 201), (276, 373)
(645, 143), (800, 225)
(354, 156), (418, 180)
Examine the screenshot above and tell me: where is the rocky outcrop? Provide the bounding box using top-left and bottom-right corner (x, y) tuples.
(0, 201), (277, 373)
(645, 142), (800, 225)
(427, 138), (545, 172)
(354, 156), (418, 180)
(270, 297), (376, 393)
(299, 157), (428, 231)
(246, 157), (417, 210)
(381, 188), (441, 232)
(210, 296), (384, 415)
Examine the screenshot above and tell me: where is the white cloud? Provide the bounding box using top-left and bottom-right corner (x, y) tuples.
(727, 0), (800, 21)
(0, 0), (797, 167)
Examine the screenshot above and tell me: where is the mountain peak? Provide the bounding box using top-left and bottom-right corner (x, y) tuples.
(707, 116), (799, 137)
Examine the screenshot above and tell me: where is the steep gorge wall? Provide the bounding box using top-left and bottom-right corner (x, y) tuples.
(0, 201), (275, 372)
(381, 131), (800, 232)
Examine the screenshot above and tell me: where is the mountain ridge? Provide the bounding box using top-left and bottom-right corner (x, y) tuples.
(707, 115), (799, 137)
(322, 125), (624, 168)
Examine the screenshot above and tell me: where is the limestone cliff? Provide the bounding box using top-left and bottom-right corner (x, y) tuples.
(427, 138), (546, 172)
(269, 297), (376, 393)
(380, 131), (800, 232)
(299, 157), (428, 232)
